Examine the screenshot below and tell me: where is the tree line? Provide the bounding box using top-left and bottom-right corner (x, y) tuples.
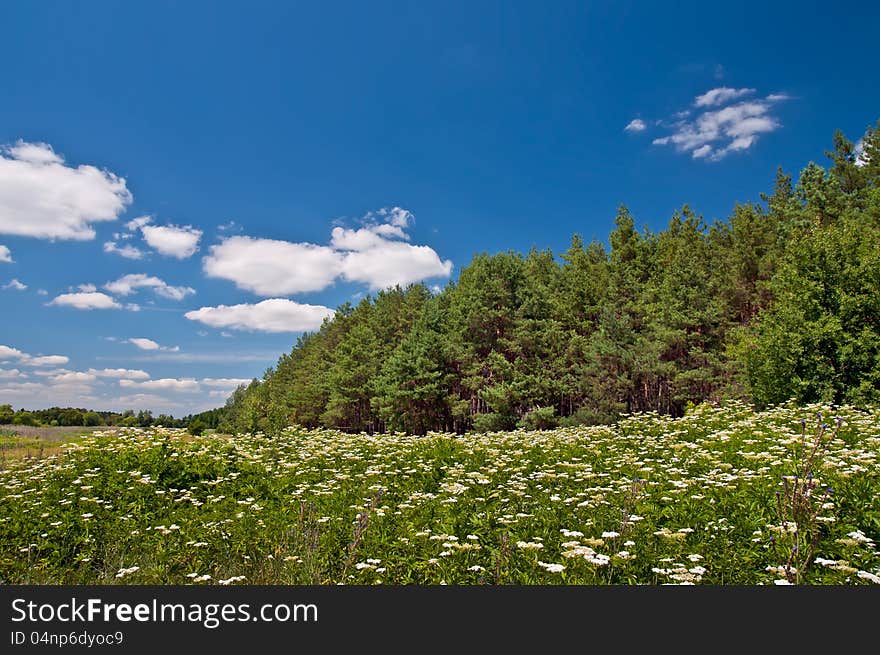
(0, 405), (193, 429)
(217, 121), (878, 435)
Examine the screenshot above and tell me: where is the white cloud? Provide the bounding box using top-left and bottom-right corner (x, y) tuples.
(113, 350), (278, 364)
(0, 140), (132, 240)
(0, 368), (25, 379)
(49, 371), (96, 384)
(49, 291), (122, 310)
(104, 273), (195, 301)
(653, 96), (783, 161)
(185, 299), (334, 333)
(128, 337), (180, 352)
(201, 378), (252, 388)
(0, 245), (11, 263)
(694, 87), (755, 107)
(26, 355), (69, 367)
(3, 278), (26, 291)
(104, 241), (146, 260)
(141, 224), (202, 259)
(0, 345), (27, 360)
(87, 368), (150, 380)
(76, 283), (97, 292)
(0, 345), (69, 367)
(340, 241), (453, 290)
(204, 236), (343, 295)
(119, 378), (200, 392)
(203, 207), (452, 295)
(766, 93), (791, 102)
(855, 139), (868, 168)
(624, 119), (647, 132)
(108, 393), (173, 410)
(0, 381), (47, 394)
(126, 216), (153, 231)
(32, 368), (71, 377)
(373, 206), (413, 228)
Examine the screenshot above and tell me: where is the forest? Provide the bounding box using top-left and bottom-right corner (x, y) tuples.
(214, 123), (880, 436)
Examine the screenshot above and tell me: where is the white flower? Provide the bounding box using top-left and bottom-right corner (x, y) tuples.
(516, 541), (544, 550)
(601, 531), (620, 539)
(584, 553), (610, 566)
(115, 566), (140, 578)
(857, 571), (880, 584)
(537, 561), (565, 573)
(217, 576), (245, 585)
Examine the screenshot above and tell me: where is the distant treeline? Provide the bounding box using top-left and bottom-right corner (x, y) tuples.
(215, 122), (880, 435)
(0, 405), (192, 429)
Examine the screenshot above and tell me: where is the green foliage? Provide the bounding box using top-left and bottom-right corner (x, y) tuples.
(218, 121), (880, 433)
(1, 404), (877, 585)
(517, 406), (558, 431)
(187, 419), (207, 437)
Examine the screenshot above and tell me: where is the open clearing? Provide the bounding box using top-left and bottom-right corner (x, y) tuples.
(1, 403), (877, 585)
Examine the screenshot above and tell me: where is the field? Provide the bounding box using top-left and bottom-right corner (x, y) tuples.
(1, 402), (878, 585)
(0, 425), (105, 461)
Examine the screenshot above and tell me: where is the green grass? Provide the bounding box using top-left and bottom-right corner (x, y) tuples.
(0, 402), (877, 585)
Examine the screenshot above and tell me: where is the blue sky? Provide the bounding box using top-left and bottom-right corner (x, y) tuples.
(1, 1), (878, 415)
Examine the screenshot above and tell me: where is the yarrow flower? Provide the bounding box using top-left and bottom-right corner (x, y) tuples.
(115, 566), (139, 578)
(537, 561), (565, 573)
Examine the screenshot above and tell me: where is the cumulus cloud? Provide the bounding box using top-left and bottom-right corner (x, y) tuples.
(27, 355), (70, 367)
(185, 299), (334, 333)
(0, 245), (11, 263)
(104, 273), (195, 301)
(624, 119), (647, 132)
(201, 378), (252, 388)
(49, 291), (122, 310)
(0, 381), (48, 394)
(0, 345), (27, 360)
(0, 345), (69, 367)
(126, 216), (152, 231)
(141, 223), (202, 259)
(108, 393), (172, 410)
(119, 378), (200, 392)
(0, 368), (25, 379)
(694, 87), (755, 107)
(204, 207), (452, 295)
(104, 241), (146, 260)
(203, 237), (343, 295)
(652, 88), (788, 161)
(49, 371), (96, 384)
(366, 206), (413, 228)
(87, 368), (150, 380)
(3, 278), (26, 291)
(340, 240), (453, 290)
(0, 140), (132, 240)
(128, 338), (180, 352)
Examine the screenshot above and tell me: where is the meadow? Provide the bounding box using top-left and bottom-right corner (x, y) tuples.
(0, 402), (877, 585)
